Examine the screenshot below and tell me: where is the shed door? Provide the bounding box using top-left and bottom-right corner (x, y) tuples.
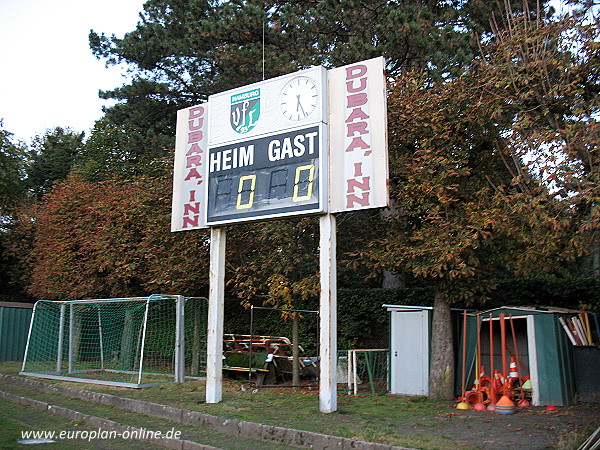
(390, 309), (430, 395)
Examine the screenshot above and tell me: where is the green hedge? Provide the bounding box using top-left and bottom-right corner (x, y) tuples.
(224, 277), (600, 352)
(223, 287), (435, 353)
(12, 277), (595, 357)
(487, 277), (600, 311)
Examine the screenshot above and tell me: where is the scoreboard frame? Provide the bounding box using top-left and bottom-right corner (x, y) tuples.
(171, 57), (388, 232)
(205, 124), (327, 226)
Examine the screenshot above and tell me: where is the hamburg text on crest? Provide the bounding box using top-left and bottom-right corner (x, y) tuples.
(230, 89), (261, 134)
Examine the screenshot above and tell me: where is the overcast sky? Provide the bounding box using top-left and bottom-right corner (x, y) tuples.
(0, 0), (146, 143)
(0, 0), (579, 146)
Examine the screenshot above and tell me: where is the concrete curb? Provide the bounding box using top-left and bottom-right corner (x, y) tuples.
(0, 374), (408, 449)
(0, 389), (218, 449)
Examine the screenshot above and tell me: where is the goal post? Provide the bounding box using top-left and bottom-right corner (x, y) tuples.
(20, 295), (207, 388)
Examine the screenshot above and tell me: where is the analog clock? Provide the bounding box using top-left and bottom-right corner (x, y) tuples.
(279, 76), (319, 122)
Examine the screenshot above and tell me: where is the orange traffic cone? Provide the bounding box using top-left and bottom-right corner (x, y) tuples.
(493, 370), (505, 390)
(508, 357), (519, 380)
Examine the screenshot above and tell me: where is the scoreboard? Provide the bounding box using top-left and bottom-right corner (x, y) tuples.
(171, 57), (388, 231)
(203, 66), (327, 226)
(206, 125), (324, 224)
(172, 57), (389, 416)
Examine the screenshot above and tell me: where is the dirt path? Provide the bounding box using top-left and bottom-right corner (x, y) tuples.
(396, 405), (600, 449)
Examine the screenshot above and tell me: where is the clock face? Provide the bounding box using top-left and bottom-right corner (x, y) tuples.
(279, 76), (319, 122)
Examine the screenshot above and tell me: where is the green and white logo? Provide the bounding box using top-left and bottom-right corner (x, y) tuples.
(230, 89), (260, 134)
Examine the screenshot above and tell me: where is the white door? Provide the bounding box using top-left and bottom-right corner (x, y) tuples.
(390, 309), (430, 395)
(526, 315), (540, 406)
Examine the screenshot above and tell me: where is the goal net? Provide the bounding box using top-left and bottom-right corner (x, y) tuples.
(20, 295), (207, 388)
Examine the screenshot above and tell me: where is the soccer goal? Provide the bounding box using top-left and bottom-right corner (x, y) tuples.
(20, 295), (207, 388)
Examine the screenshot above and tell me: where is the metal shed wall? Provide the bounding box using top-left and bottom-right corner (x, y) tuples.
(386, 305), (468, 397)
(0, 302), (33, 362)
(534, 312), (576, 406)
(457, 307), (577, 406)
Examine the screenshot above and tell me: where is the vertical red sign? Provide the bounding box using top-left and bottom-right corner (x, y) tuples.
(171, 103), (209, 231)
(328, 57), (389, 213)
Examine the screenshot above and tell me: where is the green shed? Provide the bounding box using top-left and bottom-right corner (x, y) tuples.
(458, 307), (577, 407)
(0, 302), (34, 362)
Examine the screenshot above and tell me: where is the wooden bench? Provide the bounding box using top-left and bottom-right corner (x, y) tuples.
(223, 351), (272, 386)
(222, 366), (270, 386)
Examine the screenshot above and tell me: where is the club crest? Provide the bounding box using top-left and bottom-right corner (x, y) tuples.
(230, 89), (260, 134)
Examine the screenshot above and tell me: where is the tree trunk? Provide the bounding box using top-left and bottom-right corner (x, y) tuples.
(382, 270), (405, 288)
(591, 242), (600, 276)
(428, 292), (455, 400)
(119, 310), (134, 371)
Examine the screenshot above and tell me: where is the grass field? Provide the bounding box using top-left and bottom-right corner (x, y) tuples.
(0, 396), (162, 449)
(0, 362), (598, 449)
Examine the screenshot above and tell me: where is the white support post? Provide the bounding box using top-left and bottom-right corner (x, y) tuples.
(352, 350), (358, 396)
(97, 306), (105, 370)
(174, 295), (185, 383)
(206, 226), (226, 404)
(56, 304), (65, 373)
(137, 298), (151, 385)
(347, 350), (352, 395)
(68, 304), (74, 374)
(319, 213), (337, 413)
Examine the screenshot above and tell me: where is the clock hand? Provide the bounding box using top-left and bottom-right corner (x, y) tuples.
(296, 95), (306, 115)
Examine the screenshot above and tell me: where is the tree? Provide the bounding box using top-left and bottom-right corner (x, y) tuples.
(17, 163), (210, 300)
(88, 0), (542, 141)
(352, 74), (572, 399)
(0, 121), (29, 300)
(76, 117), (172, 181)
(0, 120), (27, 219)
(26, 127), (84, 197)
(86, 0), (547, 293)
(474, 3), (600, 274)
(349, 3), (595, 399)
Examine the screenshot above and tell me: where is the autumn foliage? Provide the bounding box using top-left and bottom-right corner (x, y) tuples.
(16, 167), (209, 300)
(344, 8), (599, 398)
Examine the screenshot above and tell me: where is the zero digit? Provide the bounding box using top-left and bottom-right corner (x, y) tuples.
(293, 164), (315, 202)
(236, 174), (256, 209)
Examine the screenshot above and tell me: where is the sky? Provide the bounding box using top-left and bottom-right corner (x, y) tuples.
(0, 0), (581, 146)
(0, 0), (146, 143)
